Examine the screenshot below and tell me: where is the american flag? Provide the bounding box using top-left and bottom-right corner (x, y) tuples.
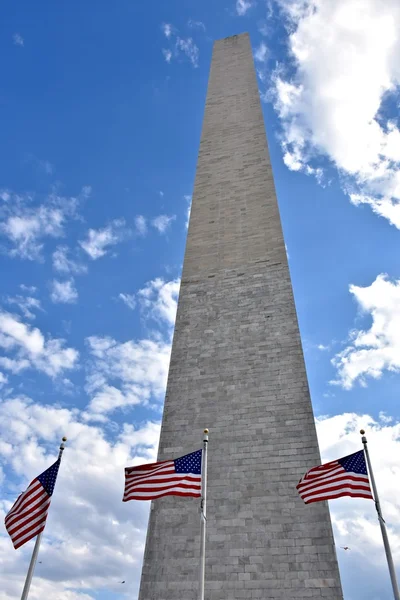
(5, 458), (61, 549)
(297, 450), (373, 504)
(123, 449), (202, 502)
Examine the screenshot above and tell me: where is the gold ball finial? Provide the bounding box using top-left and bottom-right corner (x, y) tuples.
(204, 429), (209, 434)
(62, 436), (67, 442)
(360, 429), (365, 435)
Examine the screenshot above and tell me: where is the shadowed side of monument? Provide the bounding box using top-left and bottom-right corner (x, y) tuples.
(138, 33), (343, 600)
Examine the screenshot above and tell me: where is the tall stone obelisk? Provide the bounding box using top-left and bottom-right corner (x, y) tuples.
(138, 33), (343, 599)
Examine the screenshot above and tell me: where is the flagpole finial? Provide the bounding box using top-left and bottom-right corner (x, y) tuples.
(59, 437), (67, 455)
(360, 429), (365, 435)
(204, 429), (209, 434)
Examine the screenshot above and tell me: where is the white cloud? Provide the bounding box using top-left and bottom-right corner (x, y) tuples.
(79, 219), (126, 260)
(175, 38), (199, 68)
(80, 185), (92, 199)
(36, 159), (53, 175)
(379, 411), (393, 424)
(4, 294), (42, 320)
(135, 215), (147, 236)
(314, 412), (400, 598)
(85, 336), (171, 416)
(13, 33), (24, 47)
(332, 274), (400, 389)
(162, 23), (173, 38)
(118, 293), (136, 310)
(25, 155), (54, 176)
(187, 19), (206, 31)
(0, 311), (78, 378)
(20, 284), (37, 294)
(184, 194), (192, 229)
(50, 279), (78, 304)
(2, 209), (62, 259)
(254, 41), (268, 63)
(270, 0), (400, 228)
(0, 187), (89, 261)
(236, 0), (254, 16)
(0, 406), (399, 600)
(160, 24), (200, 68)
(162, 49), (172, 63)
(0, 396), (160, 600)
(84, 277), (179, 417)
(151, 214), (176, 234)
(138, 278), (180, 327)
(52, 246), (87, 275)
(0, 190), (11, 202)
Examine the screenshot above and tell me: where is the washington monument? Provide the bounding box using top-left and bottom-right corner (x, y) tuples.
(138, 33), (343, 599)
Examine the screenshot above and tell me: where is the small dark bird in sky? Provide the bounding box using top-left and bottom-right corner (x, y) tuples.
(120, 581), (125, 584)
(341, 546), (350, 551)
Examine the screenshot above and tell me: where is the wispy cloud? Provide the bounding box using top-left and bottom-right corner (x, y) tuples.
(161, 23), (200, 68)
(0, 311), (78, 377)
(79, 219), (126, 260)
(13, 33), (24, 47)
(25, 155), (54, 175)
(0, 371), (7, 387)
(138, 278), (180, 327)
(162, 23), (174, 39)
(236, 0), (254, 16)
(151, 214), (176, 234)
(84, 277), (180, 418)
(0, 187), (90, 261)
(317, 344), (329, 351)
(118, 293), (136, 310)
(38, 159), (53, 174)
(85, 336), (171, 416)
(175, 38), (199, 68)
(50, 279), (78, 304)
(20, 284), (37, 294)
(5, 294), (42, 320)
(184, 194), (192, 229)
(52, 246), (87, 274)
(162, 49), (172, 63)
(188, 19), (206, 31)
(254, 41), (268, 63)
(135, 215), (147, 236)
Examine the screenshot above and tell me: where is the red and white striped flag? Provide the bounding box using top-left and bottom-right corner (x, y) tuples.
(297, 450), (373, 504)
(123, 449), (202, 501)
(5, 458), (61, 549)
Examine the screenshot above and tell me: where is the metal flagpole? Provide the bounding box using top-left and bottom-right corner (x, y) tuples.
(20, 436), (67, 600)
(360, 429), (400, 600)
(199, 428), (209, 600)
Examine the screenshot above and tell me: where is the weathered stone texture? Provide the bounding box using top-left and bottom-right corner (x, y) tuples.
(138, 33), (343, 600)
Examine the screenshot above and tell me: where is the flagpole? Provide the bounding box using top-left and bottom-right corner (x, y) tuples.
(199, 428), (208, 600)
(360, 429), (400, 600)
(20, 436), (67, 600)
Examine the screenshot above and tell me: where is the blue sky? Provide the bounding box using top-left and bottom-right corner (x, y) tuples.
(1, 1), (400, 599)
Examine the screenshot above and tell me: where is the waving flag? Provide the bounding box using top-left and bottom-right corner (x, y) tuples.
(123, 449), (202, 501)
(5, 458), (61, 549)
(297, 450), (373, 504)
